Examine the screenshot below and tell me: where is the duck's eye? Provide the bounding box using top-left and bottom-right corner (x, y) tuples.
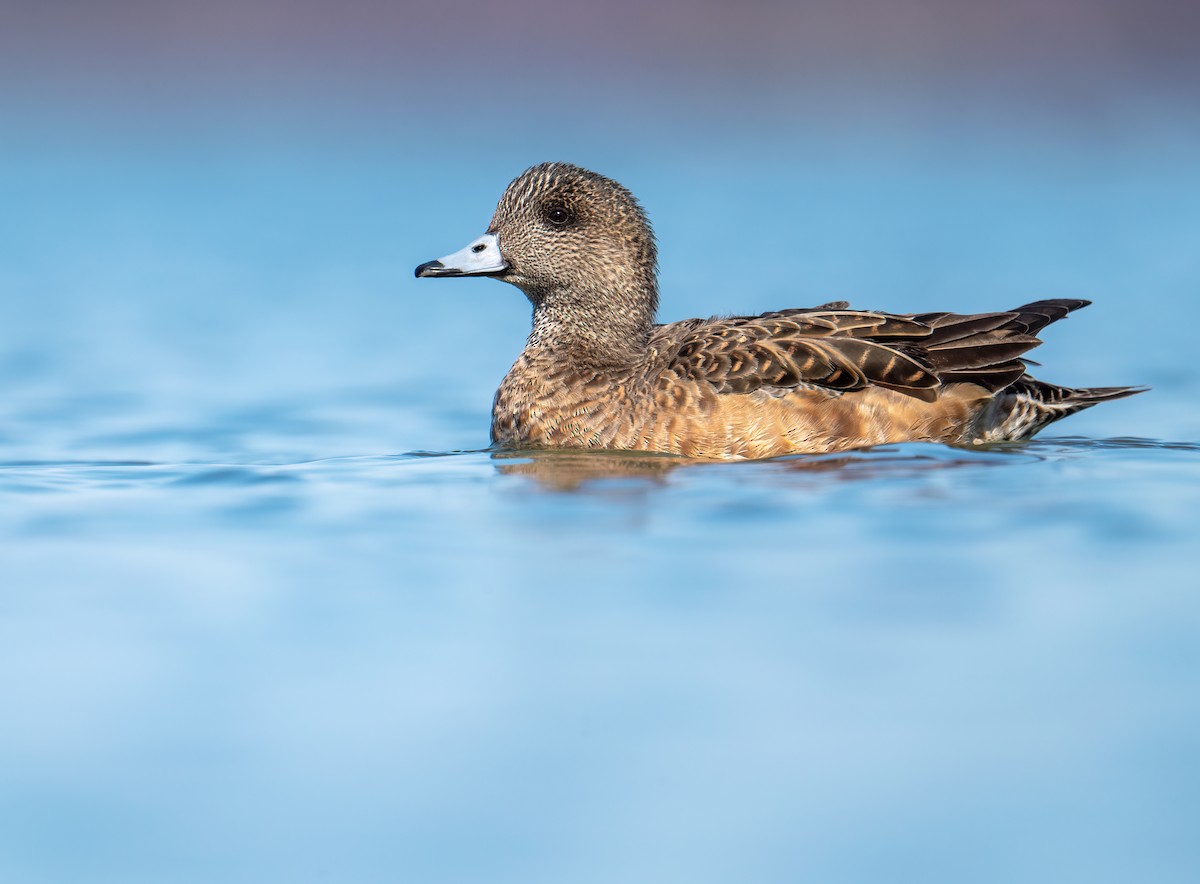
(545, 205), (572, 226)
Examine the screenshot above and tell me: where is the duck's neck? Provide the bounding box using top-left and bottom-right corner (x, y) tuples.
(524, 278), (658, 367)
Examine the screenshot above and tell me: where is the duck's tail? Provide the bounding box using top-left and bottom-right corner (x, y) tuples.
(976, 376), (1147, 442)
(913, 298), (1145, 442)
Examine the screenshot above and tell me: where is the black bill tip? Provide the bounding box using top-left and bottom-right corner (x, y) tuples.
(415, 260), (458, 278)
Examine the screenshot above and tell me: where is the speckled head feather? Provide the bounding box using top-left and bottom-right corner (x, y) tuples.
(486, 163), (658, 361)
(415, 164), (1144, 459)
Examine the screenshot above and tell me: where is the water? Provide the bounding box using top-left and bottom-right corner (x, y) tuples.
(2, 115), (1199, 883)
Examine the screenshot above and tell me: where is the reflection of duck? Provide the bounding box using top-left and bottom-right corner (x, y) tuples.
(491, 445), (1029, 493)
(491, 450), (683, 492)
(417, 163), (1143, 460)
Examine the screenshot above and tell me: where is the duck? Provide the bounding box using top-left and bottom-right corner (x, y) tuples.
(415, 162), (1142, 460)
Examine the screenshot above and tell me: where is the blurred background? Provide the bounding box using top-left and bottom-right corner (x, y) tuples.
(2, 3), (1199, 883)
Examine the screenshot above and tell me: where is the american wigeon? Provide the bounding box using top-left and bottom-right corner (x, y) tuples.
(416, 162), (1142, 459)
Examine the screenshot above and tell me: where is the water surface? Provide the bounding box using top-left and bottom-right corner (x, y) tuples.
(2, 117), (1199, 883)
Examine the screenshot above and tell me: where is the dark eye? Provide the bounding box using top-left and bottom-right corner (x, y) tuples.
(545, 205), (571, 226)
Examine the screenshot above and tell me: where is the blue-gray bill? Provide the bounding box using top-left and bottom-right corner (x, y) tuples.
(415, 233), (508, 278)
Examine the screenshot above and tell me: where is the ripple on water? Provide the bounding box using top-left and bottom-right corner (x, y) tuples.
(1, 435), (1198, 498)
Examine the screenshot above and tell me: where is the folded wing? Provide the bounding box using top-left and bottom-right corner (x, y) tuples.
(665, 298), (1093, 401)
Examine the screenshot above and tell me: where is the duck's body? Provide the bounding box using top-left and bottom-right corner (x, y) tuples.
(417, 163), (1141, 460)
(490, 300), (1137, 459)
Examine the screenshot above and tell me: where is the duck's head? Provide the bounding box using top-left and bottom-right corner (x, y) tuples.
(416, 163), (659, 351)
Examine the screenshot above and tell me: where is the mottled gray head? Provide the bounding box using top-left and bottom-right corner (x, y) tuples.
(417, 163), (659, 352)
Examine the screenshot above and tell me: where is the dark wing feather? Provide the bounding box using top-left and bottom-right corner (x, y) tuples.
(911, 311), (1021, 345)
(667, 315), (939, 396)
(663, 298), (1092, 398)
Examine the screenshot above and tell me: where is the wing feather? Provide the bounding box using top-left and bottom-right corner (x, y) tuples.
(661, 299), (1091, 398)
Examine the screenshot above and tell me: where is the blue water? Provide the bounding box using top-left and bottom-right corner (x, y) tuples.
(3, 116), (1199, 883)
